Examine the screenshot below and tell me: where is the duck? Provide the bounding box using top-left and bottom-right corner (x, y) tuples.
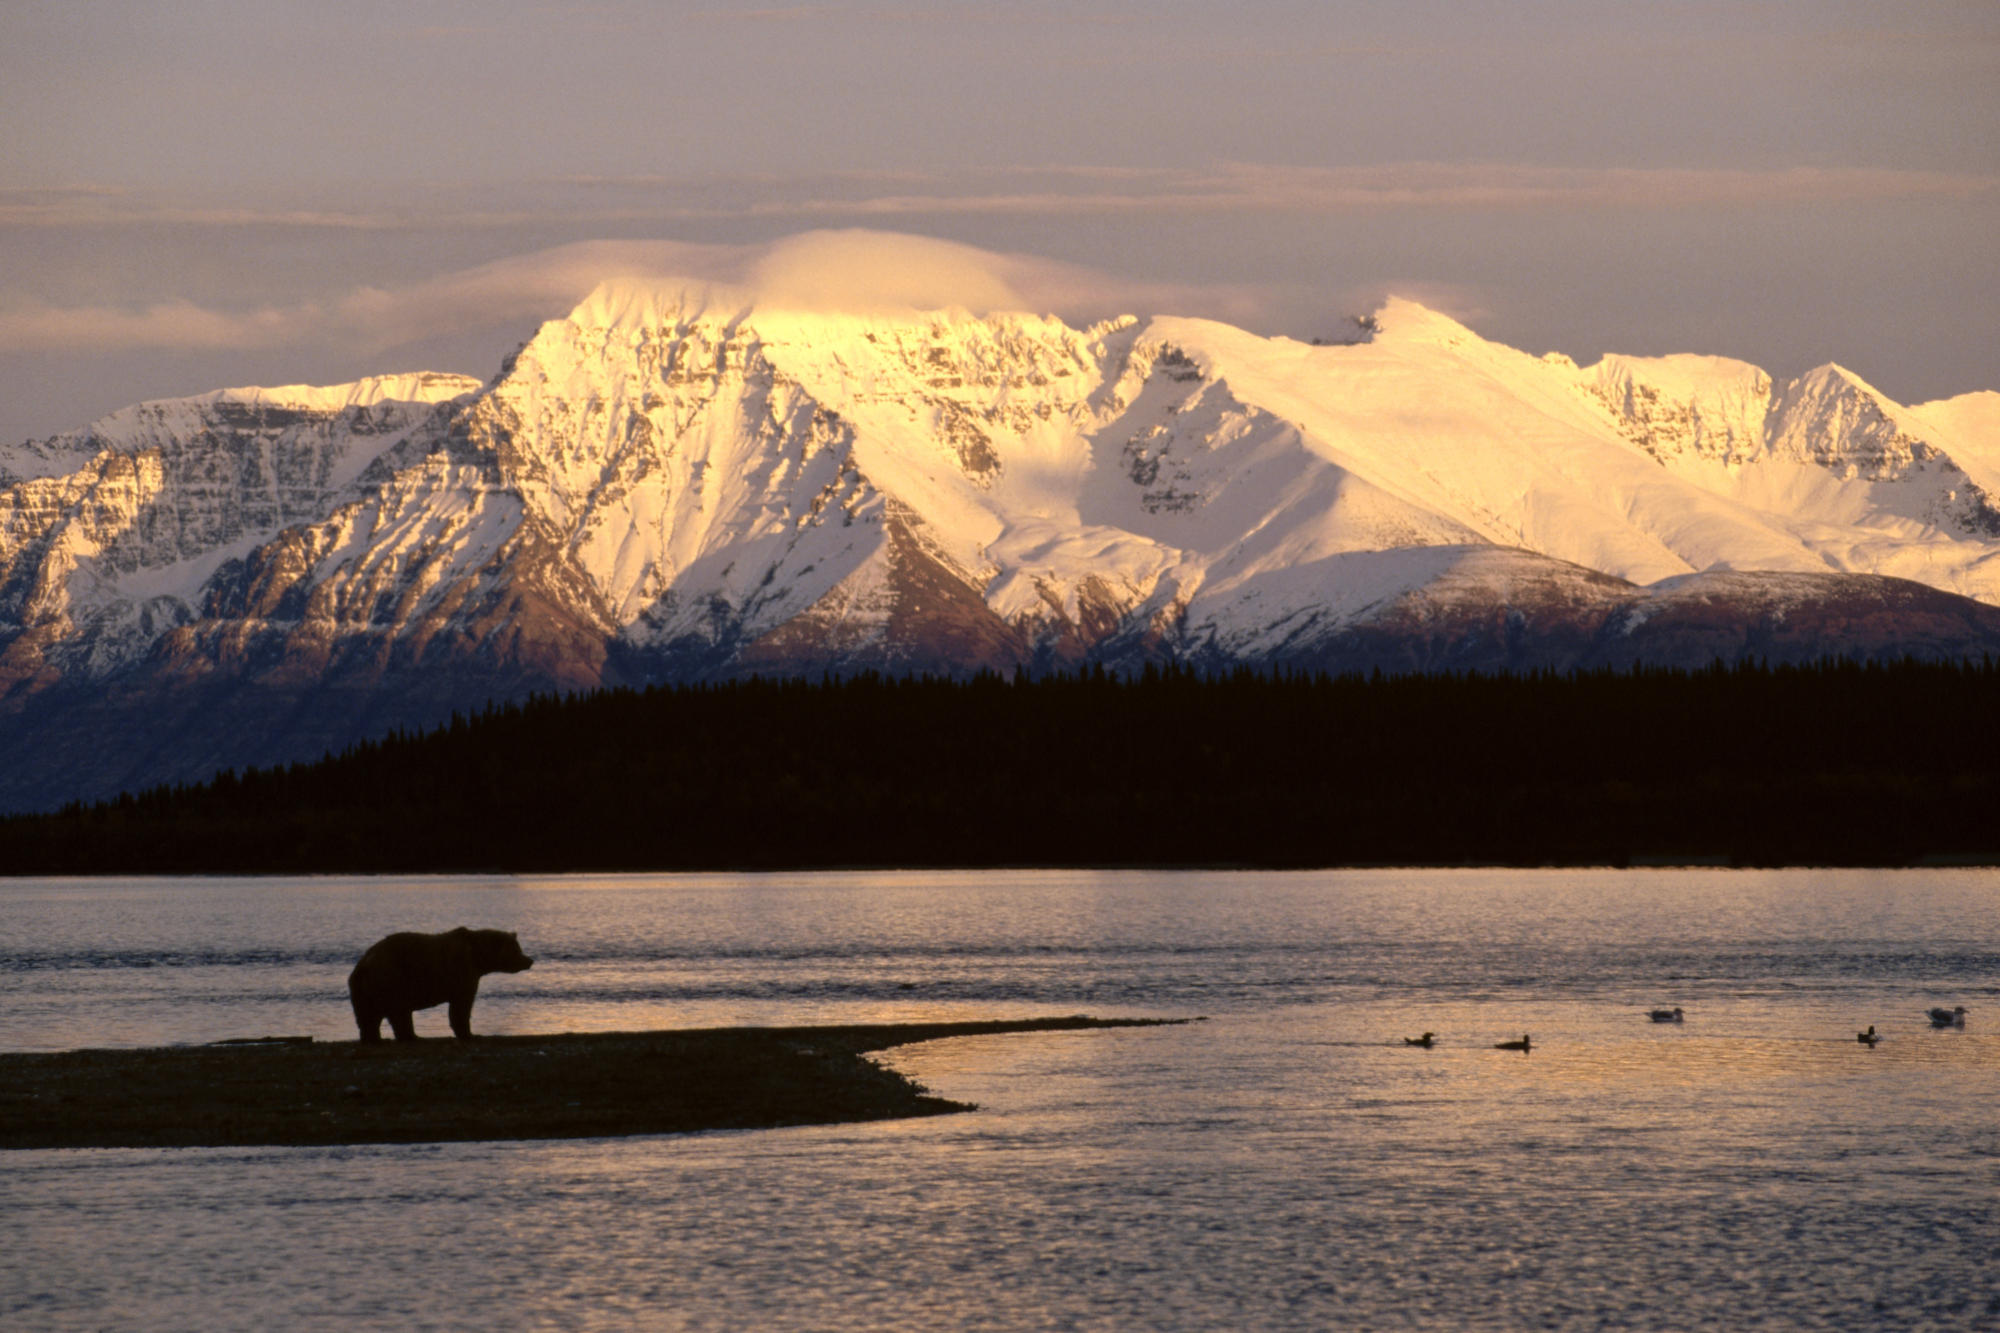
(1927, 1006), (1969, 1028)
(1403, 1032), (1436, 1048)
(1493, 1034), (1532, 1052)
(1648, 1007), (1685, 1023)
(1857, 1026), (1879, 1046)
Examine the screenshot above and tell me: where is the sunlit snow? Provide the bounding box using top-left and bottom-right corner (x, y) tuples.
(5, 267), (1999, 678)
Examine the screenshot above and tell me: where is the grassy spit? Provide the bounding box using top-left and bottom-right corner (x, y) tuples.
(0, 1017), (1184, 1150)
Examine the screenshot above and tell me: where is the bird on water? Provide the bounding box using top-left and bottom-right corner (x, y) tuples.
(1857, 1026), (1879, 1046)
(1649, 1007), (1685, 1023)
(1404, 1032), (1436, 1048)
(1494, 1034), (1532, 1052)
(1927, 1006), (1968, 1028)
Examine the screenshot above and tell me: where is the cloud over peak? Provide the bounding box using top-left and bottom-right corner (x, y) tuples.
(0, 231), (1273, 358)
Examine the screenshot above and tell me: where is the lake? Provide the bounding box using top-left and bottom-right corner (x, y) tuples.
(2, 869), (1996, 1330)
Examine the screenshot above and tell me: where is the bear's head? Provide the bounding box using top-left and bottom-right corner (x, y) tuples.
(462, 927), (534, 975)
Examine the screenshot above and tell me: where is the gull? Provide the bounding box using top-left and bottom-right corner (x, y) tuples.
(1648, 1007), (1685, 1023)
(1927, 1006), (1968, 1028)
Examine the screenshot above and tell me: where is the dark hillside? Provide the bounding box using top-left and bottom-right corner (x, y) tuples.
(3, 662), (1996, 873)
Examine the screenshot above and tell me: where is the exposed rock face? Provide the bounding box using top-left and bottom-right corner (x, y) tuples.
(3, 289), (1998, 809)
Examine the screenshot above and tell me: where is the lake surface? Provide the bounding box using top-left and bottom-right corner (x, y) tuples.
(2, 869), (1996, 1331)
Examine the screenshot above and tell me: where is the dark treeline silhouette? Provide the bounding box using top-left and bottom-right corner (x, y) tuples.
(3, 660), (1997, 873)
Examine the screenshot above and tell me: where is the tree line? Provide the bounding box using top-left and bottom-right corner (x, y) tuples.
(3, 660), (1996, 873)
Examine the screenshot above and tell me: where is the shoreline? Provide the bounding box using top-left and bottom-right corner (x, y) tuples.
(0, 1017), (1185, 1151)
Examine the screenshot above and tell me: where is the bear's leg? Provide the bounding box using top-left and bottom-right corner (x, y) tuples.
(352, 996), (383, 1043)
(389, 1010), (418, 1041)
(448, 991), (477, 1040)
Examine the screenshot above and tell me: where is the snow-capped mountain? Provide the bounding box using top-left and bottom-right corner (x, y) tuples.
(3, 282), (1998, 808)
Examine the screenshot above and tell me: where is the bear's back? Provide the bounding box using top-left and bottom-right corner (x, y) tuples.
(349, 927), (532, 991)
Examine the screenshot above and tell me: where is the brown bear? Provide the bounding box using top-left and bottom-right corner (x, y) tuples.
(348, 927), (534, 1042)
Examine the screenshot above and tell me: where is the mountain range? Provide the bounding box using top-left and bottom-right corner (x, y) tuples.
(3, 279), (1998, 809)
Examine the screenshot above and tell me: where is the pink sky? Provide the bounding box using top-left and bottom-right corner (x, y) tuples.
(2, 0), (1995, 440)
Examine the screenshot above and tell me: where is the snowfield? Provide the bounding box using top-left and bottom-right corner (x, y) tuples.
(3, 280), (1997, 691)
(7, 283), (2000, 688)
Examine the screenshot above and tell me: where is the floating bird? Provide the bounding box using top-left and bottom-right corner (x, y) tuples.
(1494, 1034), (1532, 1052)
(1404, 1032), (1435, 1048)
(1857, 1026), (1879, 1046)
(1648, 1007), (1685, 1023)
(1927, 1006), (1969, 1028)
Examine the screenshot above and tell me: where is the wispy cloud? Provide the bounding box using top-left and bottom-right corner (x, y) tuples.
(0, 299), (305, 352)
(10, 163), (1987, 233)
(0, 232), (1271, 356)
(0, 241), (691, 352)
(1335, 280), (1493, 328)
(501, 161), (1999, 223)
(753, 163), (1998, 219)
(0, 187), (411, 230)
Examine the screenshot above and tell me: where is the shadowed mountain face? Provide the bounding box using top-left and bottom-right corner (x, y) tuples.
(3, 289), (1999, 810)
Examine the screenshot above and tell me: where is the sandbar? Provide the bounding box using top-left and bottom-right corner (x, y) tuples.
(0, 1016), (1182, 1150)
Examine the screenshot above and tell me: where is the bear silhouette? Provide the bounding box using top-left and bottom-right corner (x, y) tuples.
(348, 927), (534, 1042)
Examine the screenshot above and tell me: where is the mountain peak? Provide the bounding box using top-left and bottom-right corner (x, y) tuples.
(1792, 361), (1890, 403)
(197, 371), (482, 413)
(562, 231), (1051, 336)
(0, 370), (483, 484)
(1367, 297), (1483, 345)
(568, 279), (751, 332)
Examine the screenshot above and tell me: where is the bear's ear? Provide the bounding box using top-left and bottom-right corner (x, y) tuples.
(508, 932), (519, 942)
(450, 926), (471, 936)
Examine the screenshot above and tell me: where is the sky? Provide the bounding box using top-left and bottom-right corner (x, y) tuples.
(2, 0), (1996, 443)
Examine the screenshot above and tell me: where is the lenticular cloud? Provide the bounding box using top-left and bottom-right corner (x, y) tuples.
(0, 231), (1258, 359)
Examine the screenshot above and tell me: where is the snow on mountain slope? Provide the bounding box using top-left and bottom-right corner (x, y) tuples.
(0, 373), (481, 687)
(490, 289), (1660, 664)
(1573, 353), (2000, 599)
(1154, 305), (1822, 606)
(1915, 391), (2000, 470)
(7, 270), (2000, 808)
(0, 373), (481, 487)
(494, 282), (2000, 671)
(7, 279), (2000, 702)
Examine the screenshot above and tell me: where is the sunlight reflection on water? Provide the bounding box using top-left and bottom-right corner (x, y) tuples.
(2, 869), (1997, 1330)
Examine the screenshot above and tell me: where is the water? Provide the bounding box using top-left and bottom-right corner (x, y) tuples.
(2, 869), (1996, 1330)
